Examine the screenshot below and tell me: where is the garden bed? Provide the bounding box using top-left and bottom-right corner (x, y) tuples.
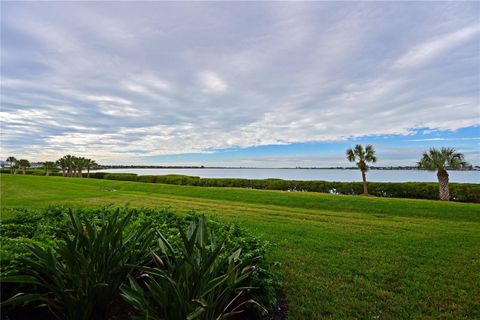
(1, 206), (283, 320)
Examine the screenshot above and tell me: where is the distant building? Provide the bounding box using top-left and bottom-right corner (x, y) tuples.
(0, 160), (11, 168)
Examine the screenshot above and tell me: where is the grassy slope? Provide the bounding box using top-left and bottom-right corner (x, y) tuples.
(1, 174), (480, 319)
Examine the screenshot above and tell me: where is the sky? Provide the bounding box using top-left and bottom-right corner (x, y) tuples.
(1, 1), (479, 167)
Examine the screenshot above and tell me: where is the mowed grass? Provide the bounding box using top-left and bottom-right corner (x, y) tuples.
(1, 174), (480, 319)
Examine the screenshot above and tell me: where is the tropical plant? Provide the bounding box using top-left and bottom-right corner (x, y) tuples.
(346, 144), (377, 195)
(16, 159), (31, 175)
(56, 157), (68, 176)
(72, 156), (84, 177)
(6, 156), (17, 174)
(85, 159), (98, 178)
(43, 161), (57, 176)
(418, 147), (469, 201)
(55, 155), (97, 178)
(121, 216), (265, 320)
(2, 209), (155, 320)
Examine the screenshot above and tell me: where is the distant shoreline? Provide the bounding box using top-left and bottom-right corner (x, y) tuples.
(94, 166), (479, 171)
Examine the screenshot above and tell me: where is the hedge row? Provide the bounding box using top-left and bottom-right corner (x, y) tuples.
(0, 169), (62, 176)
(87, 173), (480, 203)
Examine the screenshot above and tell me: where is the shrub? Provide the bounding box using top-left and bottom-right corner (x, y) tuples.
(154, 174), (201, 185)
(103, 173), (138, 181)
(0, 207), (277, 319)
(136, 175), (158, 183)
(87, 171), (109, 179)
(2, 209), (155, 319)
(121, 215), (266, 320)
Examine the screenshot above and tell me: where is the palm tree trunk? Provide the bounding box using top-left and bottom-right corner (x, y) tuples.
(437, 169), (450, 201)
(87, 168), (90, 178)
(61, 168), (66, 177)
(22, 168), (26, 175)
(46, 170), (51, 176)
(361, 170), (368, 195)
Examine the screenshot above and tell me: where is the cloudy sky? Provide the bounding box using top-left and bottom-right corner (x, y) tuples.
(1, 1), (479, 167)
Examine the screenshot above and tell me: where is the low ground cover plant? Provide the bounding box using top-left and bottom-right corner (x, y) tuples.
(0, 206), (277, 320)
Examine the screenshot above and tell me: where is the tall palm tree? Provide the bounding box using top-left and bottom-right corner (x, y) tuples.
(56, 157), (68, 176)
(17, 159), (31, 175)
(418, 147), (468, 201)
(43, 161), (57, 176)
(73, 157), (88, 177)
(6, 156), (17, 174)
(346, 144), (377, 195)
(85, 159), (98, 178)
(64, 155), (74, 177)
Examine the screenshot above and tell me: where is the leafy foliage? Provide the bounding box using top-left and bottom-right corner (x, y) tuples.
(122, 216), (265, 320)
(346, 144), (377, 172)
(2, 208), (155, 319)
(104, 173), (138, 181)
(0, 207), (277, 319)
(418, 147), (468, 171)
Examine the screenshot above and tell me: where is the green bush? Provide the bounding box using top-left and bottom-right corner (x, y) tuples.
(154, 174), (201, 185)
(2, 209), (155, 320)
(0, 207), (277, 319)
(136, 175), (158, 183)
(86, 171), (109, 179)
(103, 173), (138, 181)
(122, 216), (266, 320)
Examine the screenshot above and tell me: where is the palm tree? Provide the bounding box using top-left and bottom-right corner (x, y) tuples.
(56, 157), (68, 176)
(43, 161), (57, 176)
(418, 147), (468, 201)
(73, 157), (88, 177)
(17, 159), (31, 175)
(6, 156), (17, 174)
(64, 155), (74, 177)
(346, 144), (377, 195)
(85, 159), (98, 178)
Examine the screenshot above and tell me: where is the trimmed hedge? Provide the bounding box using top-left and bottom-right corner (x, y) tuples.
(84, 172), (480, 203)
(103, 173), (138, 181)
(0, 169), (61, 176)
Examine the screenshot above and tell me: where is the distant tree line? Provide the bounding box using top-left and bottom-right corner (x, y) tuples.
(4, 155), (98, 177)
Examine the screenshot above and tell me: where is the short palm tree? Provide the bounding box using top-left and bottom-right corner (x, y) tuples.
(6, 156), (17, 173)
(85, 159), (98, 178)
(56, 157), (68, 176)
(43, 161), (57, 176)
(17, 159), (31, 175)
(346, 144), (377, 195)
(418, 147), (469, 201)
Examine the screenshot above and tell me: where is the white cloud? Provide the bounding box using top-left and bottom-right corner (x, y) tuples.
(199, 71), (227, 92)
(394, 24), (480, 69)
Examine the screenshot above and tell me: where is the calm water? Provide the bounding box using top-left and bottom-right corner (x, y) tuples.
(95, 168), (479, 183)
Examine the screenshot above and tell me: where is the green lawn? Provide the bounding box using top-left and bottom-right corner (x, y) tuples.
(1, 174), (480, 319)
